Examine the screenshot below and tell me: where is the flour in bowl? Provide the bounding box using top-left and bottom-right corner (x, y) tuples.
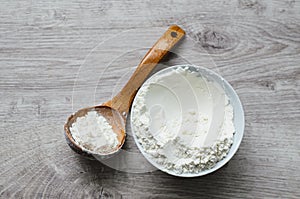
(131, 66), (235, 174)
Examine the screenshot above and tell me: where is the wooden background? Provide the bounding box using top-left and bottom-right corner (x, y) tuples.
(1, 0), (299, 198)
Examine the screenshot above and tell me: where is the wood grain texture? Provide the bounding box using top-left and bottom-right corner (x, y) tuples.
(0, 0), (299, 198)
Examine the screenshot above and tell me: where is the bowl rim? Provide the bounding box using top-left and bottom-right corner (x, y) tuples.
(130, 64), (245, 177)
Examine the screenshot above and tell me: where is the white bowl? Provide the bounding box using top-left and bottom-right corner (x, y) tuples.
(130, 65), (245, 177)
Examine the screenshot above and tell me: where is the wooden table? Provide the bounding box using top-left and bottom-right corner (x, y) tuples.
(1, 0), (299, 198)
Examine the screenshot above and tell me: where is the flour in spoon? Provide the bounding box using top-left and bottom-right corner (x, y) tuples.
(70, 111), (119, 154)
(131, 66), (235, 174)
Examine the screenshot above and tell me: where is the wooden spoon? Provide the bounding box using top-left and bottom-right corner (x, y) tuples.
(64, 25), (185, 157)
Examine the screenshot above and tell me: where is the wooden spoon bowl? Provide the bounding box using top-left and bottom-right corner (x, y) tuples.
(64, 105), (125, 157)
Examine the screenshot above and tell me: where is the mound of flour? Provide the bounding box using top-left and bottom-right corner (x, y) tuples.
(131, 66), (235, 174)
(70, 111), (119, 154)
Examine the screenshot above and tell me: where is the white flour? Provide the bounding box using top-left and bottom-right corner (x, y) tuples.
(70, 111), (119, 154)
(132, 66), (235, 174)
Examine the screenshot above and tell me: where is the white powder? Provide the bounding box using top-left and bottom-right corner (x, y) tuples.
(132, 66), (236, 174)
(70, 111), (119, 154)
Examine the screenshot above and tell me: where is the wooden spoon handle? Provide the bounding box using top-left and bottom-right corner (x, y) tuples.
(104, 25), (185, 115)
